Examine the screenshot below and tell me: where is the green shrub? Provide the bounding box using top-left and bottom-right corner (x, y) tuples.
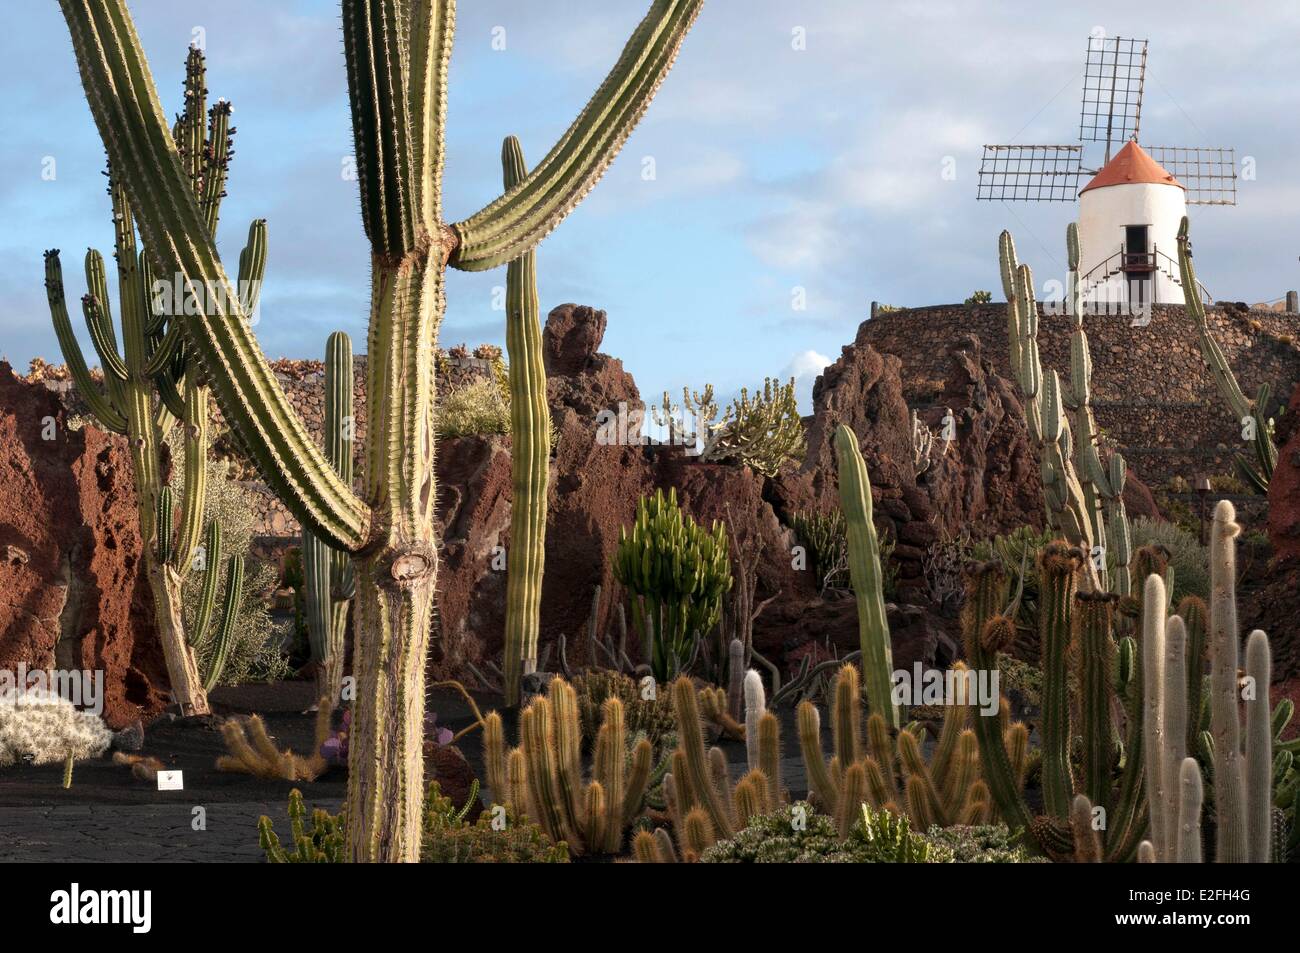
(571, 670), (675, 755)
(923, 824), (1046, 863)
(965, 290), (993, 305)
(421, 782), (569, 863)
(260, 782), (570, 863)
(170, 451), (290, 687)
(1129, 517), (1209, 602)
(701, 803), (952, 863)
(435, 377), (510, 438)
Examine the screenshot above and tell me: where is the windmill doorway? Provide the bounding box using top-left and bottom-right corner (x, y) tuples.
(1123, 224), (1153, 307)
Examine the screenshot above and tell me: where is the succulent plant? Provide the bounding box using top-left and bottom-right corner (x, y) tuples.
(57, 0), (701, 860)
(44, 46), (248, 715)
(1177, 217), (1276, 492)
(613, 488), (732, 681)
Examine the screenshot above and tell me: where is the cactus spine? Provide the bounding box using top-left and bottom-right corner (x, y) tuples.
(833, 425), (898, 728)
(44, 46), (249, 716)
(302, 331), (355, 708)
(57, 0), (702, 860)
(499, 136), (551, 708)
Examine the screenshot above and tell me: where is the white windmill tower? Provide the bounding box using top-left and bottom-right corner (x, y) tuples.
(976, 35), (1237, 310)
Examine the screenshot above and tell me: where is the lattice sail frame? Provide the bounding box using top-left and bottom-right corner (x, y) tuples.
(976, 145), (1083, 202)
(1079, 35), (1148, 156)
(1146, 146), (1238, 206)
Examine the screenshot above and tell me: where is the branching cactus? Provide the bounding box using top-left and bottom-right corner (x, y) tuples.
(56, 0), (701, 861)
(499, 136), (550, 708)
(1000, 225), (1139, 593)
(44, 46), (249, 715)
(302, 332), (356, 709)
(1177, 217), (1276, 492)
(834, 425), (898, 728)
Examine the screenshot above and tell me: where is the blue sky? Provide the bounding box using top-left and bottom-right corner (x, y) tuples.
(3, 1), (1299, 411)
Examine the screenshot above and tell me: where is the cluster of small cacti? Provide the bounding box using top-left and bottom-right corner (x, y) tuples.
(259, 789), (348, 863)
(1177, 217), (1276, 492)
(481, 678), (653, 856)
(797, 664), (1000, 833)
(216, 703), (330, 782)
(653, 378), (804, 475)
(44, 45), (250, 714)
(613, 488), (733, 681)
(1139, 501), (1277, 862)
(0, 690), (112, 768)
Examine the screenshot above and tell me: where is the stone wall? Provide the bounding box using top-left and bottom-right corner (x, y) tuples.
(858, 302), (1300, 494)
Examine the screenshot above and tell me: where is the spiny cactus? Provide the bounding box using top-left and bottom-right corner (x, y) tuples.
(482, 678), (653, 856)
(499, 136), (550, 708)
(1177, 217), (1276, 492)
(218, 703), (331, 782)
(1000, 225), (1137, 591)
(44, 46), (249, 715)
(613, 488), (732, 681)
(834, 424), (898, 728)
(259, 789), (348, 863)
(1038, 542), (1080, 819)
(705, 377), (806, 476)
(58, 0), (701, 860)
(302, 331), (355, 709)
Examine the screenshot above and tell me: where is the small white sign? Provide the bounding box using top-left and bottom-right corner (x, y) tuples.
(157, 770), (184, 791)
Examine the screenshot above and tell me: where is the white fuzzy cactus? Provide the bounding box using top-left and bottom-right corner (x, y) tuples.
(0, 689), (112, 767)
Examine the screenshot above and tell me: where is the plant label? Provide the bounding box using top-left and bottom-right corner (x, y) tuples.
(157, 770), (184, 791)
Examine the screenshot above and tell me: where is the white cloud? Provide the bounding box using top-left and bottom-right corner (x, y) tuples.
(782, 349), (832, 413)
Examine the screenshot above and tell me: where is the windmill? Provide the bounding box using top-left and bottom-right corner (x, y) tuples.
(977, 35), (1238, 308)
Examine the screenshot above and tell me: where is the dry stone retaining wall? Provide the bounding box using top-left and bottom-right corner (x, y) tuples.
(859, 302), (1300, 493)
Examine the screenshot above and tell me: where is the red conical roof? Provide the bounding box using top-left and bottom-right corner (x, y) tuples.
(1079, 140), (1184, 194)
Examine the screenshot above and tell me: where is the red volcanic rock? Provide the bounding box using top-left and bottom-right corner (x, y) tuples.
(0, 363), (168, 727)
(1268, 381), (1300, 562)
(542, 303), (609, 376)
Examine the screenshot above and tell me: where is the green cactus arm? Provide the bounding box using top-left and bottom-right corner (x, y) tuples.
(43, 250), (128, 433)
(834, 424), (898, 729)
(341, 0), (455, 257)
(202, 554), (244, 692)
(500, 135), (551, 707)
(170, 371), (209, 574)
(57, 0), (370, 551)
(200, 99), (233, 237)
(448, 0), (704, 271)
(156, 485), (174, 564)
(1177, 216), (1253, 422)
(80, 293), (130, 383)
(142, 318), (183, 378)
(190, 521), (223, 648)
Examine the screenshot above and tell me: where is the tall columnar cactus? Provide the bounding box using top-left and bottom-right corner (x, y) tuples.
(302, 332), (356, 708)
(1177, 216), (1276, 492)
(1000, 225), (1138, 593)
(1245, 629), (1272, 863)
(1038, 543), (1080, 819)
(57, 0), (702, 861)
(44, 46), (249, 715)
(1209, 501), (1248, 862)
(499, 136), (551, 708)
(833, 425), (898, 729)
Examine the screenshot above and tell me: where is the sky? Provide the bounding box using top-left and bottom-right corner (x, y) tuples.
(2, 1), (1299, 412)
